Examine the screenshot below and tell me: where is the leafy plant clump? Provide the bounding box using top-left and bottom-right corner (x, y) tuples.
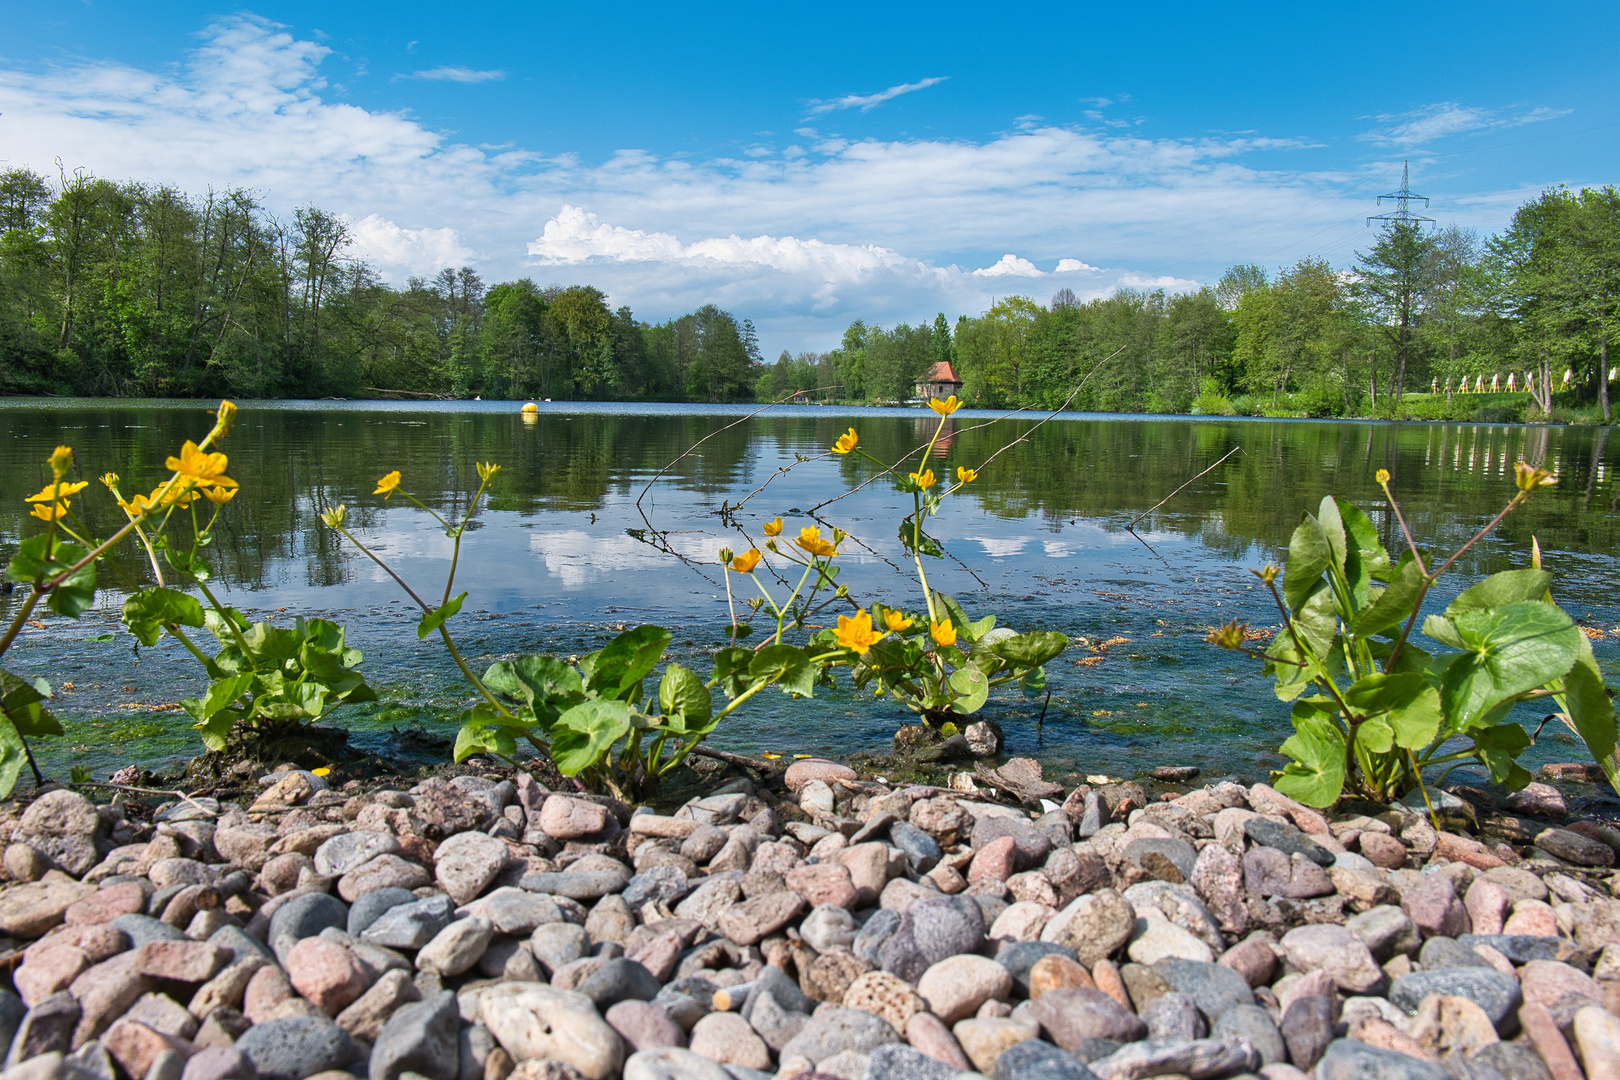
(1211, 463), (1617, 808)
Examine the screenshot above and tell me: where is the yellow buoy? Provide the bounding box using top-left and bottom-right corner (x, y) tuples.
(521, 402), (539, 414)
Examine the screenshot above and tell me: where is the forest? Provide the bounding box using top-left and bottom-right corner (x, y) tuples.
(1, 164), (1615, 422)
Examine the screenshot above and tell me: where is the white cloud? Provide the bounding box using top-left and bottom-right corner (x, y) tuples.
(1055, 258), (1101, 273)
(972, 254), (1043, 278)
(349, 214), (475, 279)
(401, 66), (505, 83)
(806, 76), (948, 115)
(1360, 102), (1569, 148)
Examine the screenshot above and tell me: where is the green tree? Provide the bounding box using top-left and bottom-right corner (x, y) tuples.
(1355, 221), (1438, 402)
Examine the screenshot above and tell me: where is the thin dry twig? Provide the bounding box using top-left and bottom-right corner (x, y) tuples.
(1129, 445), (1244, 528)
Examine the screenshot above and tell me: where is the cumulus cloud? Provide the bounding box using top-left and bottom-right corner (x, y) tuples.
(805, 76), (949, 115)
(400, 66), (505, 83)
(972, 254), (1043, 278)
(349, 214), (476, 278)
(1055, 258), (1101, 273)
(1360, 102), (1569, 147)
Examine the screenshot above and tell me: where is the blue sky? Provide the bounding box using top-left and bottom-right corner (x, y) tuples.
(4, 2), (1618, 352)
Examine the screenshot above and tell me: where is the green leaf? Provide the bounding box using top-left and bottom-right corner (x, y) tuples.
(658, 663), (713, 729)
(749, 644), (816, 698)
(947, 666), (989, 714)
(899, 520), (943, 558)
(989, 632), (1068, 669)
(1295, 584), (1338, 657)
(551, 699), (634, 775)
(6, 536), (96, 617)
(586, 626), (672, 700)
(1344, 672), (1441, 750)
(46, 557), (95, 618)
(0, 668), (64, 738)
(1318, 496), (1348, 579)
(485, 656), (583, 712)
(1274, 703), (1347, 807)
(712, 647), (755, 698)
(1283, 513), (1332, 613)
(1472, 723), (1534, 787)
(1447, 569), (1554, 614)
(0, 712), (27, 800)
(1020, 665), (1047, 697)
(1353, 558), (1425, 639)
(1421, 614), (1465, 650)
(931, 592), (974, 640)
(1440, 601), (1582, 724)
(1358, 716), (1395, 754)
(1263, 631), (1320, 702)
(453, 704), (519, 763)
(120, 588), (206, 647)
(417, 592), (467, 640)
(241, 622), (301, 663)
(1553, 635), (1619, 794)
(722, 623), (754, 641)
(204, 608), (250, 649)
(1336, 500), (1388, 604)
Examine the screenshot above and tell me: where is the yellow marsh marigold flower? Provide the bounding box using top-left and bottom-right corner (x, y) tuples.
(1514, 460), (1556, 492)
(166, 441), (233, 488)
(99, 472), (119, 489)
(374, 471), (402, 498)
(795, 527), (837, 558)
(930, 619), (958, 647)
(321, 505), (348, 528)
(29, 501), (68, 522)
(1375, 468), (1391, 485)
(152, 482), (200, 508)
(883, 609), (913, 633)
(832, 428), (858, 454)
(957, 466), (977, 484)
(834, 610), (883, 652)
(476, 462), (501, 482)
(204, 484), (238, 506)
(928, 395), (962, 417)
(48, 446), (74, 478)
(762, 517), (783, 537)
(729, 548), (762, 574)
(25, 481), (88, 503)
(909, 469), (936, 490)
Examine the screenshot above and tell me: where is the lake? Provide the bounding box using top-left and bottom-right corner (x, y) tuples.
(2, 399), (1617, 787)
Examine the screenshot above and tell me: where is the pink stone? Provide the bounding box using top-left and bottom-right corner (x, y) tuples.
(1434, 831), (1506, 870)
(1464, 877), (1509, 935)
(906, 1011), (973, 1071)
(1400, 875), (1470, 938)
(538, 795), (613, 840)
(14, 943), (90, 1006)
(103, 1018), (193, 1079)
(133, 941), (228, 983)
(71, 951), (156, 1045)
(1503, 900), (1559, 938)
(1219, 937), (1277, 988)
(243, 965), (295, 1023)
(1519, 1002), (1586, 1080)
(836, 843), (891, 906)
(1357, 832), (1407, 870)
(784, 758), (856, 793)
(784, 863), (859, 909)
(1520, 960), (1601, 1008)
(285, 936), (369, 1015)
(968, 837), (1018, 885)
(1506, 782), (1567, 819)
(64, 881), (146, 927)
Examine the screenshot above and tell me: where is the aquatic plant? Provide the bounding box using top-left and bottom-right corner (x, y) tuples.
(1210, 464), (1618, 807)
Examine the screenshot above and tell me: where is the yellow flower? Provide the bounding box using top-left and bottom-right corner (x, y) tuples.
(1375, 468), (1391, 484)
(883, 609), (913, 633)
(204, 483), (238, 506)
(320, 505), (348, 528)
(476, 462), (501, 482)
(25, 481), (88, 502)
(374, 471), (402, 498)
(212, 400), (238, 438)
(957, 466), (977, 484)
(310, 767), (331, 777)
(29, 501), (68, 522)
(1514, 460), (1557, 492)
(151, 482), (200, 508)
(832, 428), (859, 454)
(117, 491), (153, 516)
(928, 395), (962, 417)
(763, 517), (783, 537)
(166, 441), (233, 489)
(834, 610), (883, 652)
(909, 469), (936, 490)
(48, 446), (74, 478)
(729, 548), (762, 573)
(795, 527), (837, 558)
(99, 472), (119, 489)
(930, 619), (958, 647)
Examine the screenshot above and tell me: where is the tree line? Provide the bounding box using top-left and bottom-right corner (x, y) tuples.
(2, 164), (1615, 422)
(0, 167), (763, 401)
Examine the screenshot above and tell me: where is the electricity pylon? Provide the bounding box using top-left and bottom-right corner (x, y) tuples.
(1367, 161), (1437, 228)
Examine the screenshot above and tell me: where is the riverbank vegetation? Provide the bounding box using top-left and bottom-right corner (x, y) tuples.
(1, 165), (1615, 422)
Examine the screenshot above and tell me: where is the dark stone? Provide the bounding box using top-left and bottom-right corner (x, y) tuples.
(1418, 936), (1493, 971)
(1072, 1039), (1120, 1066)
(1457, 934), (1584, 966)
(1468, 1042), (1554, 1080)
(890, 823), (942, 873)
(1141, 992), (1205, 1042)
(1388, 969), (1522, 1032)
(267, 892), (349, 964)
(1243, 817), (1334, 866)
(0, 989), (27, 1060)
(1315, 1038), (1449, 1080)
(111, 913), (189, 948)
(879, 895), (985, 983)
(849, 813), (898, 846)
(992, 1038), (1099, 1080)
(236, 1016), (362, 1080)
(1152, 960), (1255, 1023)
(862, 1043), (965, 1080)
(623, 867), (692, 908)
(1150, 767), (1199, 783)
(778, 1007), (901, 1062)
(969, 816), (1052, 871)
(521, 868), (632, 900)
(1279, 993), (1334, 1071)
(1213, 1003), (1285, 1066)
(361, 894), (456, 950)
(1027, 988), (1145, 1050)
(347, 886), (417, 936)
(577, 958), (663, 1008)
(1533, 828), (1615, 867)
(210, 924), (275, 965)
(994, 941), (1080, 997)
(852, 908), (901, 966)
(5, 990), (80, 1065)
(1123, 838), (1197, 884)
(370, 990), (460, 1080)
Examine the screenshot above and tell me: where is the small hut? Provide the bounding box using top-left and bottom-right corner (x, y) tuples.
(916, 361), (963, 402)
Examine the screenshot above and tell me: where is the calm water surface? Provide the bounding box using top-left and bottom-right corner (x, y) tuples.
(2, 399), (1617, 786)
